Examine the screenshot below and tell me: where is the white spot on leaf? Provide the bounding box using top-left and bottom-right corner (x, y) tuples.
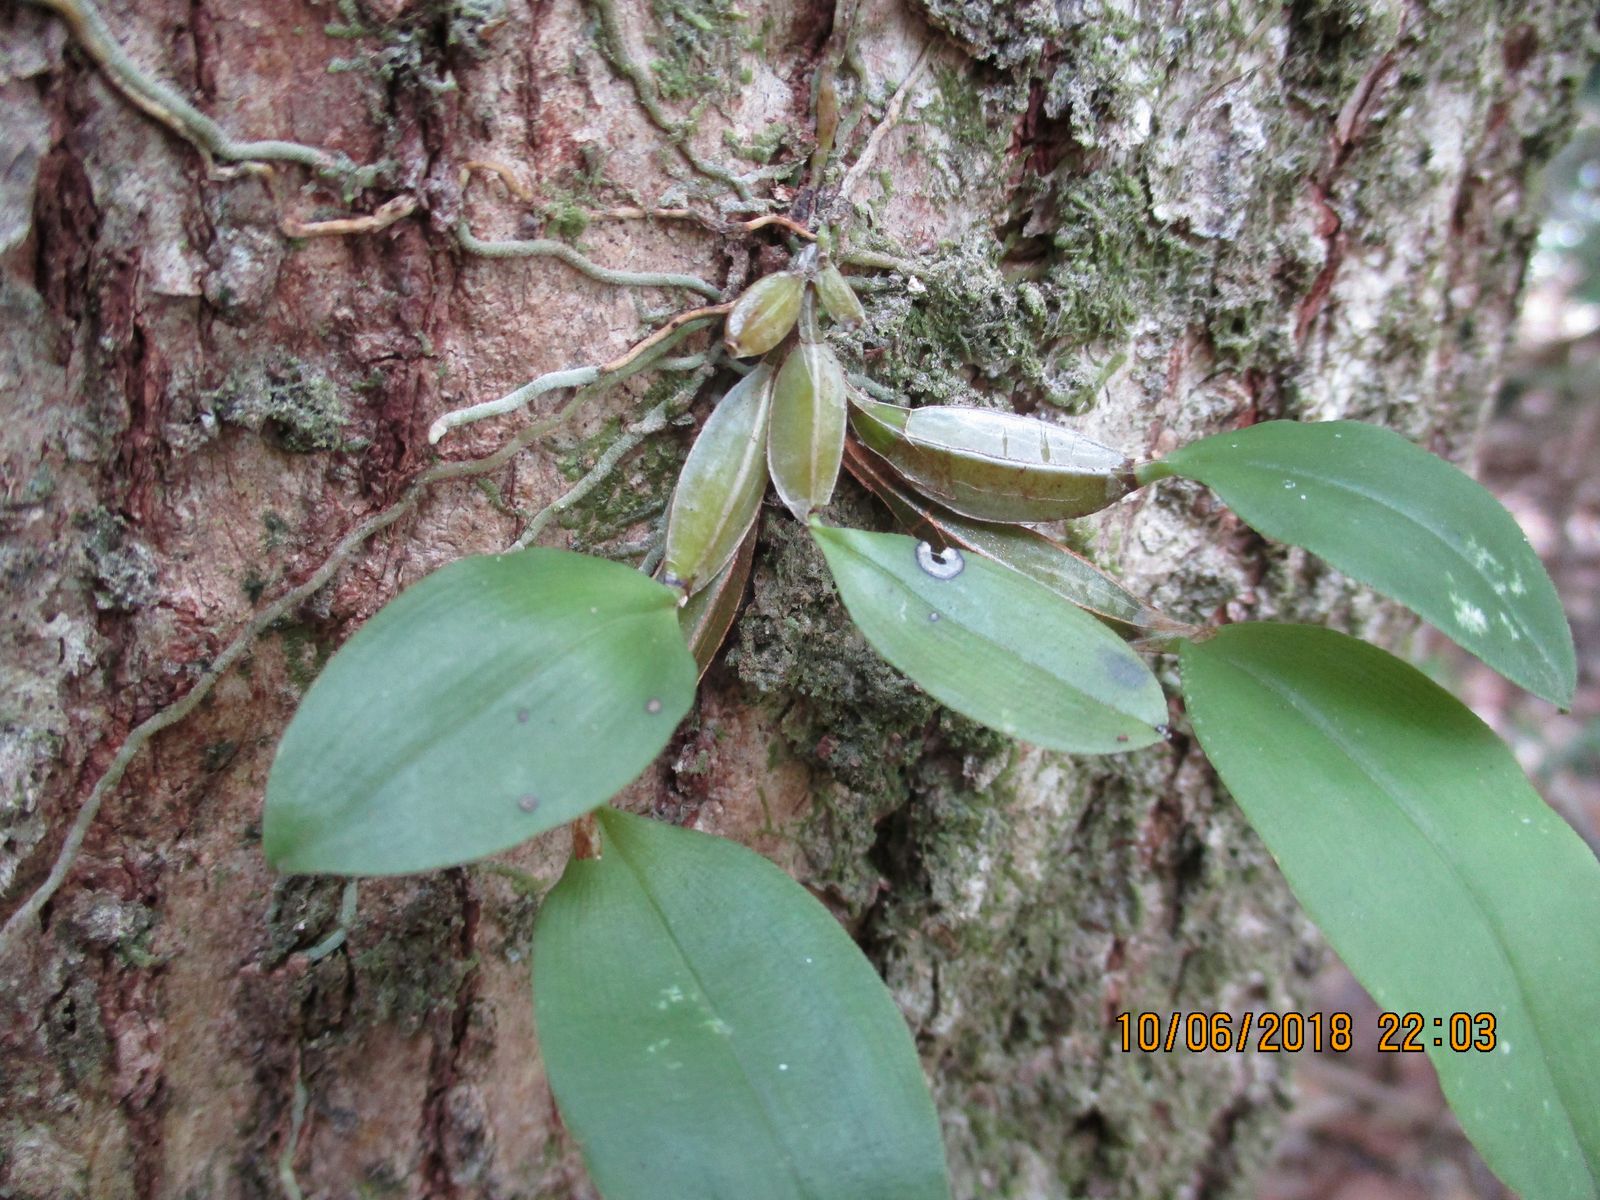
(915, 541), (964, 580)
(1450, 593), (1489, 635)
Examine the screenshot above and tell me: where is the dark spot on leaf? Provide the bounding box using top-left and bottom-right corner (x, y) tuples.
(518, 794), (540, 813)
(1099, 648), (1147, 689)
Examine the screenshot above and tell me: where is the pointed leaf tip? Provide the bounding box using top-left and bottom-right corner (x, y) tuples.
(1160, 420), (1575, 705)
(1180, 623), (1600, 1199)
(849, 396), (1135, 524)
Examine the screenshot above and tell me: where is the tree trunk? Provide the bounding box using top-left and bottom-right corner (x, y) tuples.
(0, 0), (1590, 1196)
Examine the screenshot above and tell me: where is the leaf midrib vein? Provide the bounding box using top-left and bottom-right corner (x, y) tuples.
(330, 610), (657, 807)
(1221, 456), (1555, 679)
(1215, 655), (1589, 1184)
(608, 826), (820, 1200)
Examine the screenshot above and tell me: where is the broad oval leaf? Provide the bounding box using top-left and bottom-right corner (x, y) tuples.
(533, 807), (951, 1200)
(663, 364), (774, 595)
(264, 550), (697, 875)
(843, 438), (1174, 635)
(768, 341), (846, 520)
(850, 395), (1136, 523)
(1180, 623), (1600, 1200)
(812, 524), (1166, 752)
(1146, 420), (1575, 706)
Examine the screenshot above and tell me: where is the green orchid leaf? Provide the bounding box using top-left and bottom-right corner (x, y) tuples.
(843, 439), (1174, 635)
(533, 808), (951, 1200)
(768, 340), (847, 521)
(812, 524), (1166, 752)
(663, 363), (774, 595)
(1146, 420), (1575, 706)
(1180, 623), (1600, 1200)
(849, 394), (1135, 523)
(264, 550), (697, 875)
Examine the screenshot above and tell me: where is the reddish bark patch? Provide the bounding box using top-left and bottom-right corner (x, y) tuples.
(1009, 77), (1078, 180)
(1502, 24), (1538, 73)
(1295, 180), (1346, 343)
(31, 144), (99, 331)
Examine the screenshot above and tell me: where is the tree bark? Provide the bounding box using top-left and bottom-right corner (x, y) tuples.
(0, 0), (1591, 1197)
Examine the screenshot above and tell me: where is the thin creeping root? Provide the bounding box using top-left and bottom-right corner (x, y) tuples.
(459, 160), (537, 202)
(593, 537), (656, 561)
(427, 305), (724, 444)
(838, 249), (921, 275)
(847, 372), (899, 402)
(458, 163), (813, 242)
(431, 365), (604, 447)
(838, 41), (935, 209)
(601, 304), (732, 373)
(431, 365), (603, 447)
(0, 350), (708, 957)
(278, 1070), (310, 1200)
(583, 0), (756, 201)
(596, 209), (817, 243)
(742, 215), (817, 240)
(511, 361), (717, 550)
(302, 880), (360, 962)
(638, 535), (667, 579)
(0, 494), (412, 954)
(281, 194), (418, 239)
(455, 220), (724, 301)
(24, 0), (381, 188)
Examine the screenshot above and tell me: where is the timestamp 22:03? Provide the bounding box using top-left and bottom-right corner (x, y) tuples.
(1114, 1011), (1500, 1053)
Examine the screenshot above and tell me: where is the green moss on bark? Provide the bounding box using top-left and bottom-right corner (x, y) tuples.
(647, 0), (759, 102)
(79, 508), (157, 612)
(841, 177), (1194, 412)
(552, 382), (691, 551)
(347, 881), (476, 1029)
(204, 359), (361, 454)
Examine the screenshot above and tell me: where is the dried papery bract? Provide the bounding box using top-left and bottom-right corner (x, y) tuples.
(768, 335), (847, 521)
(724, 271), (804, 358)
(678, 524), (758, 679)
(850, 396), (1136, 523)
(662, 364), (776, 596)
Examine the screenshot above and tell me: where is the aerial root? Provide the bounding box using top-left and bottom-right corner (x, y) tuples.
(427, 308), (726, 444)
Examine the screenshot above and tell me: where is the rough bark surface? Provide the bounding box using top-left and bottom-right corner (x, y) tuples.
(0, 1), (1591, 1197)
